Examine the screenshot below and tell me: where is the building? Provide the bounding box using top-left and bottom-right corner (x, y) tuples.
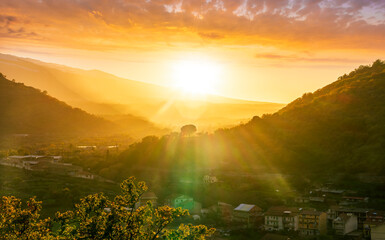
(309, 197), (325, 203)
(203, 175), (218, 184)
(168, 194), (194, 209)
(217, 202), (234, 223)
(233, 204), (262, 227)
(22, 160), (39, 170)
(166, 194), (201, 214)
(264, 206), (300, 231)
(295, 196), (310, 203)
(74, 171), (94, 179)
(363, 211), (385, 238)
(328, 206), (370, 230)
(332, 213), (358, 235)
(370, 223), (385, 240)
(342, 196), (369, 203)
(1, 155), (63, 170)
(298, 210), (327, 236)
(76, 145), (96, 150)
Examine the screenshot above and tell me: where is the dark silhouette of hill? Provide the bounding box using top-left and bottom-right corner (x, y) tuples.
(0, 73), (169, 138)
(0, 72), (128, 138)
(0, 73), (117, 136)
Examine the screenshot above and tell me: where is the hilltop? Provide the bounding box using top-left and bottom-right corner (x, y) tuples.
(228, 59), (385, 174)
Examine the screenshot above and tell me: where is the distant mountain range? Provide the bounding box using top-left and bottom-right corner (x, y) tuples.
(0, 53), (285, 131)
(0, 73), (167, 138)
(0, 73), (113, 136)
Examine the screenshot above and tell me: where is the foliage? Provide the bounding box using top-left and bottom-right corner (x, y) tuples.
(0, 177), (215, 239)
(181, 125), (197, 136)
(0, 196), (52, 239)
(217, 59), (385, 175)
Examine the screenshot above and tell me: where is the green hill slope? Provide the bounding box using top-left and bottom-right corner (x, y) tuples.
(91, 60), (385, 183)
(227, 59), (385, 174)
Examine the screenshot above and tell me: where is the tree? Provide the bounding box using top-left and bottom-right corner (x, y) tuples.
(0, 196), (52, 239)
(0, 177), (215, 239)
(181, 124), (197, 137)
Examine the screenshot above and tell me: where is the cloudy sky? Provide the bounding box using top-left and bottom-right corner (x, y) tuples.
(1, 0), (385, 102)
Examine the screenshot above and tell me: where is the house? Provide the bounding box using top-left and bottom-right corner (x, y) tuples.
(9, 155), (44, 161)
(315, 188), (345, 195)
(298, 210), (327, 236)
(0, 158), (23, 168)
(341, 196), (369, 204)
(367, 211), (385, 223)
(363, 211), (385, 238)
(203, 175), (218, 184)
(136, 192), (158, 208)
(22, 160), (39, 170)
(3, 155), (63, 169)
(166, 194), (200, 214)
(294, 196), (309, 203)
(370, 223), (385, 240)
(77, 145), (96, 150)
(332, 213), (358, 235)
(233, 204), (262, 227)
(168, 194), (193, 208)
(218, 202), (234, 223)
(264, 206), (300, 231)
(328, 206), (370, 230)
(5, 155), (44, 170)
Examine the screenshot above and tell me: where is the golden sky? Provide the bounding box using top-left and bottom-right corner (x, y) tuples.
(1, 0), (385, 103)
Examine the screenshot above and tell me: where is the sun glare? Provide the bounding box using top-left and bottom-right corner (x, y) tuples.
(172, 60), (222, 95)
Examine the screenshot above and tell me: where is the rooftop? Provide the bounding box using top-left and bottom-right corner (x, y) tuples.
(300, 210), (324, 216)
(265, 206), (301, 216)
(234, 204), (260, 212)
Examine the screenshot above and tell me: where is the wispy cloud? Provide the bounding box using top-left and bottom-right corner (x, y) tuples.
(0, 0), (384, 51)
(255, 53), (365, 63)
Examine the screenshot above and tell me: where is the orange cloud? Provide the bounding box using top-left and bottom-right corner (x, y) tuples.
(0, 0), (385, 51)
(254, 53), (365, 63)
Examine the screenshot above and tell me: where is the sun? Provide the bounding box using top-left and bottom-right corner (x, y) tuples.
(172, 59), (221, 95)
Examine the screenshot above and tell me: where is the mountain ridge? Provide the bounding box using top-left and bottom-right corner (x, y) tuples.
(0, 73), (168, 139)
(0, 53), (285, 131)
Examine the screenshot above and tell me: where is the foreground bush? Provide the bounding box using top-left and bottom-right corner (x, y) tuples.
(0, 177), (215, 239)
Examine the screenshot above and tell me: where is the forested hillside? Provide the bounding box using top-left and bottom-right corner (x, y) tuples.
(223, 59), (385, 174)
(81, 60), (385, 183)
